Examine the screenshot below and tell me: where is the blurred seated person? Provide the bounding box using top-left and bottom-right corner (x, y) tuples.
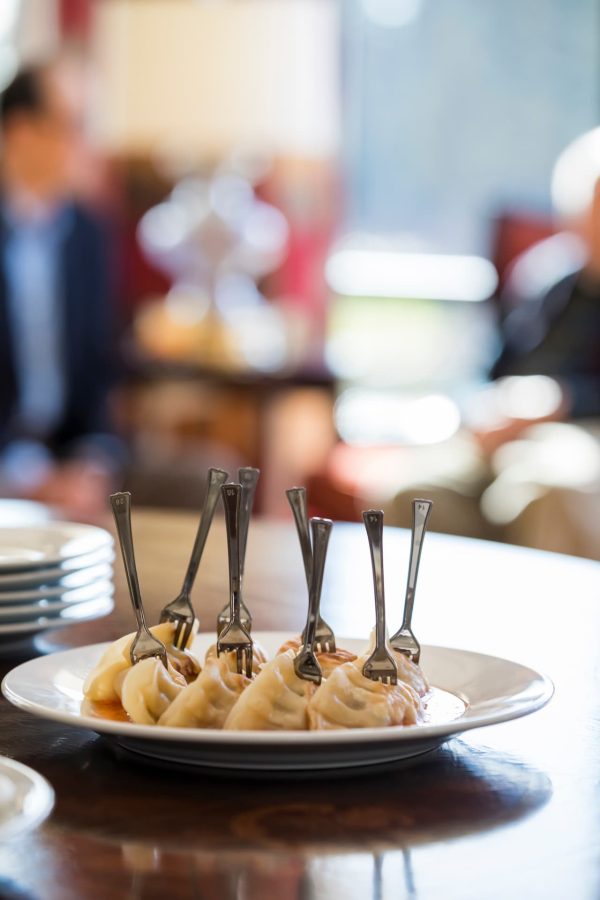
(0, 60), (121, 521)
(472, 127), (600, 455)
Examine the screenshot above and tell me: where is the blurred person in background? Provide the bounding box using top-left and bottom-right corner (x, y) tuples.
(0, 58), (121, 521)
(473, 127), (600, 454)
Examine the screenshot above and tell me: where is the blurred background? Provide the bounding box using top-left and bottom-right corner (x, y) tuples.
(0, 0), (599, 560)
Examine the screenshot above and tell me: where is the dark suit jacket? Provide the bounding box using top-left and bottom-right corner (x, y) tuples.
(0, 203), (118, 457)
(491, 270), (600, 418)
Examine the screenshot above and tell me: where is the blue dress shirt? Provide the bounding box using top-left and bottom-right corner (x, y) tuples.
(3, 205), (71, 438)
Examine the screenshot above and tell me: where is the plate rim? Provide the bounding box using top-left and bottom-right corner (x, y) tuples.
(0, 580), (115, 616)
(0, 755), (55, 841)
(1, 632), (554, 746)
(0, 522), (113, 571)
(0, 596), (115, 635)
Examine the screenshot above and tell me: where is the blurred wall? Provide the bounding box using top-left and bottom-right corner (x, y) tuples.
(342, 0), (599, 253)
(93, 0), (340, 160)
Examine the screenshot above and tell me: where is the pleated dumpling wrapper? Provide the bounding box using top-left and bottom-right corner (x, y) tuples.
(120, 656), (186, 725)
(204, 641), (269, 675)
(277, 637), (357, 679)
(361, 628), (429, 698)
(307, 657), (424, 731)
(224, 650), (316, 731)
(83, 621), (200, 703)
(158, 652), (252, 729)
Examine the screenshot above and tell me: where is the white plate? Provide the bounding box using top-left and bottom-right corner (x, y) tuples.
(0, 522), (113, 571)
(0, 547), (115, 590)
(0, 500), (52, 527)
(0, 582), (114, 620)
(0, 595), (114, 640)
(1, 632), (553, 773)
(0, 565), (113, 604)
(0, 755), (54, 840)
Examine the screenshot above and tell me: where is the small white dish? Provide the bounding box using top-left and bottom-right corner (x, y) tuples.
(0, 548), (115, 589)
(0, 582), (114, 620)
(0, 755), (54, 841)
(0, 500), (52, 527)
(0, 523), (113, 572)
(0, 595), (114, 641)
(0, 565), (113, 604)
(1, 632), (553, 773)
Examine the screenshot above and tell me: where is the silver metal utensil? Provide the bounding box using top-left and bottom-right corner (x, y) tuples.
(160, 467), (228, 648)
(294, 516), (332, 685)
(362, 509), (397, 685)
(110, 492), (167, 668)
(286, 487), (336, 653)
(390, 498), (432, 664)
(216, 467), (258, 636)
(217, 483), (253, 677)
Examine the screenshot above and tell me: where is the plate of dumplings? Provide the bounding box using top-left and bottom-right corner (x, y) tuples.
(1, 623), (552, 773)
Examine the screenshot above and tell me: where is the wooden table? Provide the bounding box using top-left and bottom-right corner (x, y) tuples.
(1, 510), (599, 900)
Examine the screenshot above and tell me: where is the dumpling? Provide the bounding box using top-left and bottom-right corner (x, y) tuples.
(391, 649), (429, 698)
(277, 637), (357, 679)
(361, 629), (429, 697)
(83, 622), (200, 703)
(120, 656), (186, 724)
(224, 650), (315, 731)
(205, 641), (268, 675)
(158, 652), (251, 729)
(307, 658), (423, 731)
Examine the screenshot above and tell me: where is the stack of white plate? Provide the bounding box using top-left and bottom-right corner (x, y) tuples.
(0, 521), (114, 646)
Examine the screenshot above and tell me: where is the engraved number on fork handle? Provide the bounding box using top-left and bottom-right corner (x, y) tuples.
(401, 499), (433, 631)
(110, 492), (148, 633)
(363, 510), (387, 651)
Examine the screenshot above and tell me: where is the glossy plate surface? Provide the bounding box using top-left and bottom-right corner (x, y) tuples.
(0, 567), (113, 605)
(0, 523), (113, 571)
(0, 755), (54, 840)
(1, 632), (553, 772)
(0, 548), (115, 589)
(0, 582), (115, 620)
(0, 596), (114, 642)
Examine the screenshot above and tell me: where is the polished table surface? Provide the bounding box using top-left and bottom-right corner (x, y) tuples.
(1, 510), (600, 900)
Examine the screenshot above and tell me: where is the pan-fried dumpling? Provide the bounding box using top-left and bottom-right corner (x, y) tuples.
(362, 629), (429, 697)
(224, 650), (315, 731)
(277, 637), (357, 679)
(83, 622), (200, 703)
(120, 656), (186, 724)
(204, 641), (268, 675)
(391, 649), (429, 697)
(307, 658), (423, 731)
(158, 652), (251, 729)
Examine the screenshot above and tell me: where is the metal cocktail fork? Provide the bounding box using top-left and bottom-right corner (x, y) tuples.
(362, 509), (397, 685)
(217, 483), (253, 677)
(286, 487), (336, 653)
(389, 499), (432, 665)
(160, 467), (228, 648)
(110, 492), (167, 668)
(216, 467), (259, 636)
(294, 517), (333, 685)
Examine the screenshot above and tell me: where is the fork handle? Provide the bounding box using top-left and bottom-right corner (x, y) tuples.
(238, 467), (260, 580)
(301, 517), (332, 651)
(181, 467), (229, 595)
(286, 487), (312, 588)
(401, 499), (433, 630)
(363, 510), (387, 651)
(110, 492), (148, 632)
(222, 483), (242, 622)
